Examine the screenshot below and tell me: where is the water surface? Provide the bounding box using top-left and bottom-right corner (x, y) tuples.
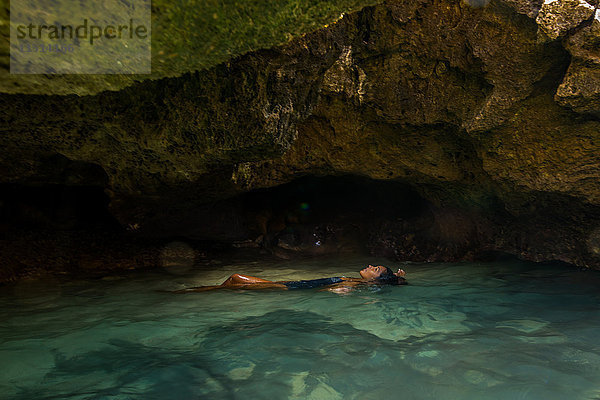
(2, 256), (600, 399)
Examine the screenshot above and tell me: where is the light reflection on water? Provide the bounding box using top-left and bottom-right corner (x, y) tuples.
(1, 256), (600, 399)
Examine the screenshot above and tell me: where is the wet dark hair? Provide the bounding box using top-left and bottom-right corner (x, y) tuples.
(375, 266), (403, 285)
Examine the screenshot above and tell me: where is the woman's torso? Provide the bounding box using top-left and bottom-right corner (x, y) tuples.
(280, 276), (346, 290)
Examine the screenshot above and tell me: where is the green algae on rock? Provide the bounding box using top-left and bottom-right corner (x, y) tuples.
(0, 0), (379, 95)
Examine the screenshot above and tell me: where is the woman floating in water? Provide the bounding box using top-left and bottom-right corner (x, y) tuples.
(175, 265), (406, 293)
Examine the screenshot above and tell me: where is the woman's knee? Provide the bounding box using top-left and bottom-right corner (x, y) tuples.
(221, 274), (242, 286)
(223, 274), (271, 285)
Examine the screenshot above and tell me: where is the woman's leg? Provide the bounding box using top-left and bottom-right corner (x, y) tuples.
(173, 274), (286, 292)
(221, 273), (274, 286)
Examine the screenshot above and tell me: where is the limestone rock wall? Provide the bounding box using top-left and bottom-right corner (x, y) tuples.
(3, 0), (600, 270)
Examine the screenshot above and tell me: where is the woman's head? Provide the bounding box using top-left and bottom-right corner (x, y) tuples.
(359, 264), (404, 285)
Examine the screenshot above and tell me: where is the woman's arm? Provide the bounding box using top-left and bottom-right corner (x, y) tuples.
(320, 279), (363, 294)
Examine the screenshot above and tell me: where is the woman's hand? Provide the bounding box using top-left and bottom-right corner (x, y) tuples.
(322, 280), (361, 294)
(375, 264), (405, 277)
(328, 286), (353, 294)
(394, 268), (406, 277)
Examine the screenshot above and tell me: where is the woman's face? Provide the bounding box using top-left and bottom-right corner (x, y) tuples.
(359, 265), (385, 280)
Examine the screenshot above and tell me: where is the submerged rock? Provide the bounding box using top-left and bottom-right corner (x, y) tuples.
(495, 319), (549, 333)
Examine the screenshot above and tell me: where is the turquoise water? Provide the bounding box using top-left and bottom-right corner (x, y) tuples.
(2, 255), (600, 399)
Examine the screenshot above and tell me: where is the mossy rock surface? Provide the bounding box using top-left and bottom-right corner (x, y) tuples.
(0, 0), (377, 95)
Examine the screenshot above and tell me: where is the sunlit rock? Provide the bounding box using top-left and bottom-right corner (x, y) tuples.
(556, 13), (600, 115)
(536, 0), (596, 40)
(502, 0), (544, 18)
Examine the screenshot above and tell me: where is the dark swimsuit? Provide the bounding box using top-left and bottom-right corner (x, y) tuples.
(282, 277), (344, 290)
